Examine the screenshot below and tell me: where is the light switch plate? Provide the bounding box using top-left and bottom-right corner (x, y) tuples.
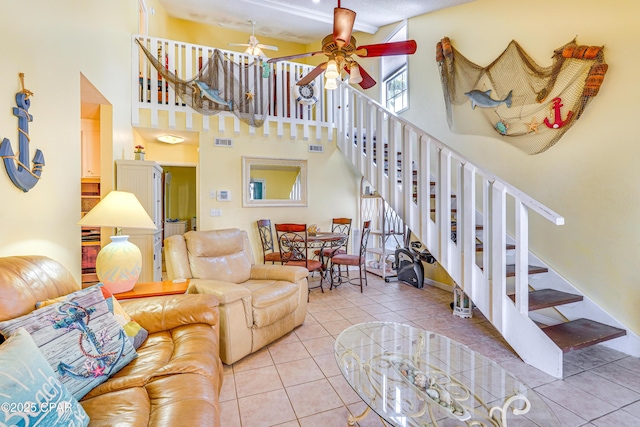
(210, 209), (222, 217)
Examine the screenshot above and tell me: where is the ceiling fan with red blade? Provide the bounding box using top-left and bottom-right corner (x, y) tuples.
(267, 1), (417, 90)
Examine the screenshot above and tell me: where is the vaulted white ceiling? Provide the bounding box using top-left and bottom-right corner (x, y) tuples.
(158, 0), (472, 44)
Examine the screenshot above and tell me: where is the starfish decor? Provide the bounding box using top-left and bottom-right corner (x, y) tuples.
(525, 117), (540, 134)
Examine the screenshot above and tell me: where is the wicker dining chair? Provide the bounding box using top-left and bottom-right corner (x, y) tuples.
(257, 219), (282, 264)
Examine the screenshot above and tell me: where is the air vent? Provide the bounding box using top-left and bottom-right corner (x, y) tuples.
(308, 144), (324, 153)
(214, 138), (233, 147)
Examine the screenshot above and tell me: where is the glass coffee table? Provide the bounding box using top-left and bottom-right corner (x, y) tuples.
(334, 322), (559, 426)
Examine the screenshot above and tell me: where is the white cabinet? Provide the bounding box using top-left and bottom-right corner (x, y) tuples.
(116, 160), (163, 282)
(128, 231), (163, 284)
(165, 220), (187, 238)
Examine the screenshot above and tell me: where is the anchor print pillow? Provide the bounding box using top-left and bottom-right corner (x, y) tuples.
(0, 327), (89, 426)
(36, 284), (149, 349)
(0, 285), (137, 400)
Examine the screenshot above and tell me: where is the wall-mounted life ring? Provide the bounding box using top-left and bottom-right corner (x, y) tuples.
(294, 80), (318, 106)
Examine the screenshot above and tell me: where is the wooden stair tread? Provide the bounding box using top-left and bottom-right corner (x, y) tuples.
(430, 194), (457, 199)
(476, 243), (516, 252)
(480, 264), (548, 276)
(542, 318), (626, 353)
(506, 264), (548, 277)
(451, 224), (483, 231)
(508, 289), (583, 310)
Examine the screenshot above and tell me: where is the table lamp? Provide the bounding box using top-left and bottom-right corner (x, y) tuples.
(77, 191), (157, 294)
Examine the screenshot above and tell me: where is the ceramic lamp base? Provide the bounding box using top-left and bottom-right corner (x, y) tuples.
(96, 235), (142, 294)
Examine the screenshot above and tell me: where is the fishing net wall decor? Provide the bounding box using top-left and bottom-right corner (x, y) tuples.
(436, 37), (607, 154)
(137, 39), (269, 128)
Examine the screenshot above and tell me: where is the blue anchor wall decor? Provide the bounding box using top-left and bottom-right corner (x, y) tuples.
(0, 73), (45, 192)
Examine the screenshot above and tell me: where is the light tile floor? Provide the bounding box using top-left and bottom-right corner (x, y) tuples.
(219, 274), (640, 427)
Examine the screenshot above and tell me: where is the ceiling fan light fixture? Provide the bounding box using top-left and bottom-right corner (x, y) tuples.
(325, 77), (338, 90)
(245, 45), (264, 57)
(349, 63), (363, 85)
(325, 59), (340, 79)
(157, 134), (184, 144)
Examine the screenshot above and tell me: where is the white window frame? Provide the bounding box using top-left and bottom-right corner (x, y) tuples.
(385, 65), (408, 114)
(381, 21), (409, 114)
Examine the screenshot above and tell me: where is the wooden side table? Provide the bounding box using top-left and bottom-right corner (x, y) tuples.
(115, 279), (190, 300)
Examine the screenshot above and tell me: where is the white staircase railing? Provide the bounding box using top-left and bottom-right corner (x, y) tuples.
(336, 82), (568, 378)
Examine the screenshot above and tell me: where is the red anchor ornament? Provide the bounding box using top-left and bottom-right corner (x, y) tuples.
(544, 97), (573, 129)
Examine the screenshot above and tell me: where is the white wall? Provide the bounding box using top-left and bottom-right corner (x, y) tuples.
(0, 1), (138, 280)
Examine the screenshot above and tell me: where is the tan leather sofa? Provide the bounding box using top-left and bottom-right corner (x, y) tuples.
(0, 256), (223, 427)
(164, 228), (309, 365)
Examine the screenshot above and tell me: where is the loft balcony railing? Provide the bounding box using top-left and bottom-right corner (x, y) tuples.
(132, 35), (337, 139)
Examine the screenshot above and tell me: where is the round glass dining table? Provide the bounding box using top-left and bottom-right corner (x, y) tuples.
(334, 321), (560, 427)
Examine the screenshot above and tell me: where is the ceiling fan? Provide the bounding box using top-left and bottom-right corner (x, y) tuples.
(267, 0), (417, 90)
(229, 20), (279, 58)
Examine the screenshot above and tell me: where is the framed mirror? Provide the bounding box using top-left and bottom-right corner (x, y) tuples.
(242, 156), (308, 207)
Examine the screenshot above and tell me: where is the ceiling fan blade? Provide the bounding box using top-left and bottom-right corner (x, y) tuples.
(333, 7), (356, 48)
(297, 63), (327, 86)
(267, 51), (324, 63)
(228, 43), (251, 47)
(256, 44), (279, 51)
(344, 63), (377, 89)
(355, 40), (418, 57)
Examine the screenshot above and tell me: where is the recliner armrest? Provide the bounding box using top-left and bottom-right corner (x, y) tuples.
(120, 294), (219, 334)
(187, 279), (251, 305)
(250, 264), (309, 282)
(187, 279), (253, 329)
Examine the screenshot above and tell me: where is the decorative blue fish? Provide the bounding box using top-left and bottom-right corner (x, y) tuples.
(193, 81), (233, 110)
(464, 89), (513, 109)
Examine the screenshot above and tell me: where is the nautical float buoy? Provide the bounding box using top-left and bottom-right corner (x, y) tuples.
(294, 80), (318, 106)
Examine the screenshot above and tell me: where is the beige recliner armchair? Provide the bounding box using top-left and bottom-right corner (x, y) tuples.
(164, 228), (309, 365)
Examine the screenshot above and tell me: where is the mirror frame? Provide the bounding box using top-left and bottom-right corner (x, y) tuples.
(242, 156), (308, 207)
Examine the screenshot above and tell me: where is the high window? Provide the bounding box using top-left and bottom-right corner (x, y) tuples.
(381, 23), (409, 113)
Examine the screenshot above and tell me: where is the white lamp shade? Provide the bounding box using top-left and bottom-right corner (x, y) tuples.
(77, 191), (157, 230)
(349, 63), (363, 85)
(325, 77), (338, 90)
(96, 235), (142, 294)
(325, 60), (340, 80)
(78, 191), (156, 294)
